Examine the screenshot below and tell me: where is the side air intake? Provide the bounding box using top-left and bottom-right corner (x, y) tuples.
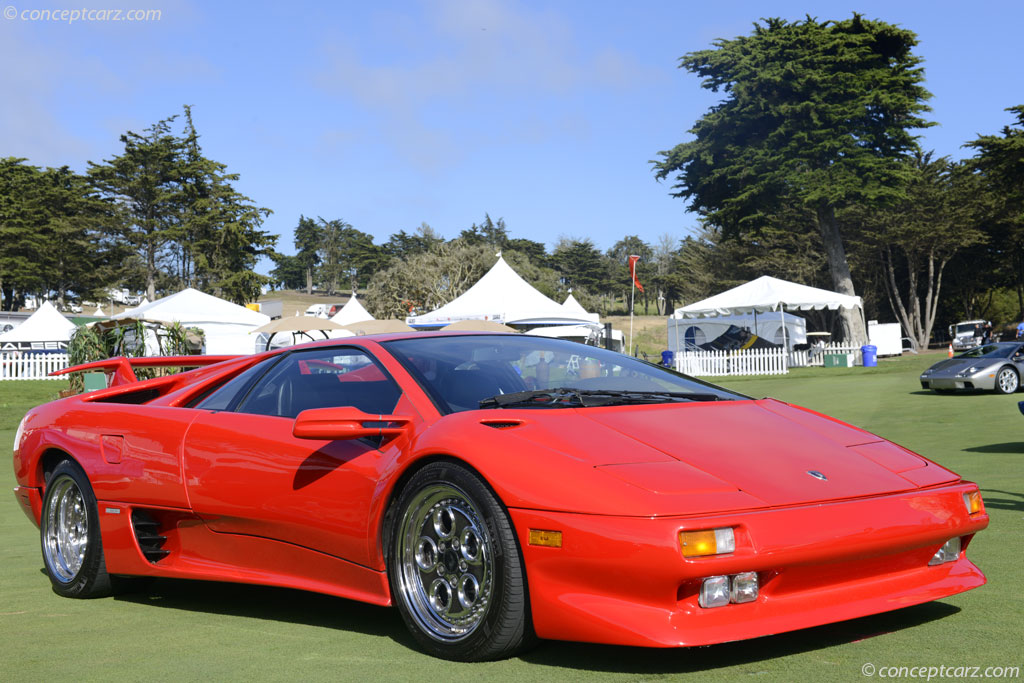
(131, 510), (170, 563)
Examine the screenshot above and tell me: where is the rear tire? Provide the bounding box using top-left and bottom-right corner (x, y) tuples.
(387, 461), (532, 661)
(40, 460), (113, 598)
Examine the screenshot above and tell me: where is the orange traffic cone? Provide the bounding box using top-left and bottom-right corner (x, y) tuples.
(948, 343), (954, 358)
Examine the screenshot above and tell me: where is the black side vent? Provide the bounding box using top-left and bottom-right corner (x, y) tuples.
(93, 388), (162, 405)
(481, 420), (523, 430)
(131, 510), (170, 563)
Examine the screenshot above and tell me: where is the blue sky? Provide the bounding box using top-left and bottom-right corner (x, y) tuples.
(2, 0), (1022, 263)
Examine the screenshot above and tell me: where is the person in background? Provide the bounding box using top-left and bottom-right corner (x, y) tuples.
(1016, 317), (1024, 340)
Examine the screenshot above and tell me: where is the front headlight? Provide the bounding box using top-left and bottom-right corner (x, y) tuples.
(955, 366), (984, 377)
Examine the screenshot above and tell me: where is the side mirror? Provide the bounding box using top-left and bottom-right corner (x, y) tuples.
(293, 406), (412, 440)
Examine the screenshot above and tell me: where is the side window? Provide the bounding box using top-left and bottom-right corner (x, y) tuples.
(192, 356), (281, 411)
(235, 347), (402, 419)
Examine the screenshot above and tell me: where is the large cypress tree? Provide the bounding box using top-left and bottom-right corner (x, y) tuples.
(654, 15), (933, 342)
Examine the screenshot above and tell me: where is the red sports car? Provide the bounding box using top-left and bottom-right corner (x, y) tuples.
(13, 333), (988, 661)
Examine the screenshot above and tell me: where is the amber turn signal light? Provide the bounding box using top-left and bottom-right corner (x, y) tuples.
(680, 528), (735, 557)
(528, 529), (562, 547)
(963, 490), (984, 515)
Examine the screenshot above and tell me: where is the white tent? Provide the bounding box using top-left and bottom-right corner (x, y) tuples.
(675, 275), (862, 317)
(329, 295), (374, 326)
(673, 275), (863, 348)
(0, 301), (77, 351)
(407, 256), (596, 328)
(561, 293), (600, 324)
(111, 288), (269, 355)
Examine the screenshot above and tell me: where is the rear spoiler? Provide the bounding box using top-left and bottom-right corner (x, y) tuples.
(52, 355), (240, 387)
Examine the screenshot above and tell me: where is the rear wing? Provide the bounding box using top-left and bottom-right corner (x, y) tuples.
(52, 355), (240, 388)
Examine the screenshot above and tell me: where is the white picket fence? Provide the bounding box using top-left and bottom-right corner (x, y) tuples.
(0, 352), (69, 380)
(674, 343), (865, 377)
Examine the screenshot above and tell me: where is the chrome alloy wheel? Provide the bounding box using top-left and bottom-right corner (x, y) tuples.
(395, 484), (493, 642)
(997, 367), (1019, 394)
(42, 475), (89, 583)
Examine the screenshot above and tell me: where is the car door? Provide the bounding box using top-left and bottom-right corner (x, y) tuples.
(182, 345), (418, 567)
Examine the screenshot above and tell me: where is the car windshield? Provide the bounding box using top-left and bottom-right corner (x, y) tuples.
(959, 343), (1016, 359)
(383, 334), (747, 413)
(955, 324), (981, 335)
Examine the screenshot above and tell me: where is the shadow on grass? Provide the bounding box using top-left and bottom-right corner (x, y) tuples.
(114, 578), (415, 647)
(115, 578), (960, 673)
(965, 443), (1024, 454)
(976, 488), (1024, 512)
(521, 603), (961, 674)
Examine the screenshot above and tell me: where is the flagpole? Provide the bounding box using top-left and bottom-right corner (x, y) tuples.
(629, 282), (635, 356)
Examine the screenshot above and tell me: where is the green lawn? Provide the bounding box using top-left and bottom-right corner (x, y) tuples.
(2, 361), (1021, 682)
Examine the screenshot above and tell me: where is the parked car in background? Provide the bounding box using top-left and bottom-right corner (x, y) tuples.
(305, 302), (346, 318)
(949, 320), (992, 351)
(920, 342), (1024, 394)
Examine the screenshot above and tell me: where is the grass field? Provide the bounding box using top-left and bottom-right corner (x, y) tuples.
(2, 356), (1022, 682)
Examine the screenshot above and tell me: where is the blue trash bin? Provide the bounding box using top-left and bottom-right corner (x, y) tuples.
(661, 350), (675, 367)
(861, 344), (877, 368)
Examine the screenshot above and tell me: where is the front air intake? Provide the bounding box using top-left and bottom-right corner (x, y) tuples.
(480, 420), (524, 430)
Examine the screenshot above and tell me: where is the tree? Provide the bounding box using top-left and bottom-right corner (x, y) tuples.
(552, 237), (610, 294)
(89, 107), (275, 304)
(965, 105), (1024, 316)
(175, 106), (275, 304)
(0, 159), (123, 309)
(365, 242), (496, 319)
(607, 235), (653, 310)
(852, 154), (985, 348)
(293, 215), (322, 294)
(0, 158), (49, 309)
(458, 214), (509, 249)
(654, 15), (933, 342)
(37, 166), (127, 307)
(269, 253), (306, 290)
(385, 223), (444, 260)
(88, 115), (183, 300)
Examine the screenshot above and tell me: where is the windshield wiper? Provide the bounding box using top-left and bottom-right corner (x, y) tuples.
(478, 388), (723, 409)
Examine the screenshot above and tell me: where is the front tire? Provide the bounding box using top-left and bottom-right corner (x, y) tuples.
(387, 461), (531, 661)
(995, 366), (1019, 394)
(40, 460), (113, 598)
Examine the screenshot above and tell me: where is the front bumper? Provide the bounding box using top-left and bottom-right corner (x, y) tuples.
(921, 374), (995, 391)
(511, 483), (987, 648)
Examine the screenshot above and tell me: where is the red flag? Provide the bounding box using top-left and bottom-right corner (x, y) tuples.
(628, 255), (644, 292)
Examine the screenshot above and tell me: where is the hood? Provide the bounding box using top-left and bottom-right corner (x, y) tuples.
(923, 358), (989, 375)
(502, 399), (950, 510)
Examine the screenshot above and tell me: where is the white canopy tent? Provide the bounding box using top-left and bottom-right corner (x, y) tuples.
(0, 301), (77, 351)
(561, 293), (600, 324)
(672, 275), (863, 349)
(111, 288), (269, 355)
(329, 295), (374, 326)
(407, 256), (596, 328)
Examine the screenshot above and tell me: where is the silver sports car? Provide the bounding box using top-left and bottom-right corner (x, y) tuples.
(920, 342), (1024, 394)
